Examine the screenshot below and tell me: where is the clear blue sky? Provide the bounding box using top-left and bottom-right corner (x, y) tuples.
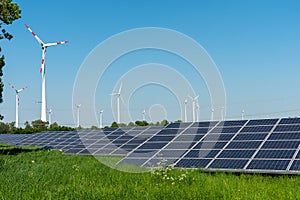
(1, 0), (300, 127)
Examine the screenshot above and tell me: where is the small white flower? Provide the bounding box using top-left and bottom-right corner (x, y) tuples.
(31, 160), (35, 163)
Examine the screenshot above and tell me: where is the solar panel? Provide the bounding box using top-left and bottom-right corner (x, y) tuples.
(2, 117), (300, 174)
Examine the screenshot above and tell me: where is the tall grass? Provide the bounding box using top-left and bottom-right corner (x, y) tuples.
(0, 149), (299, 199)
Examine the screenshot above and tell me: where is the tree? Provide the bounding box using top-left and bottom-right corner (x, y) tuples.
(31, 119), (49, 130)
(0, 0), (21, 120)
(111, 122), (119, 128)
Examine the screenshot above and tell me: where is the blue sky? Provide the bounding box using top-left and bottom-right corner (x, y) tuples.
(1, 0), (300, 127)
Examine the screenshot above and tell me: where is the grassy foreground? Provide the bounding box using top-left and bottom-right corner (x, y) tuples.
(0, 148), (299, 200)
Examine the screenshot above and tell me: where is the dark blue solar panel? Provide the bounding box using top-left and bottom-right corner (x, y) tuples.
(166, 122), (192, 129)
(297, 152), (300, 159)
(274, 125), (300, 132)
(209, 159), (248, 169)
(156, 129), (181, 135)
(218, 120), (247, 127)
(184, 150), (219, 158)
(191, 121), (218, 128)
(175, 134), (205, 141)
(194, 141), (227, 149)
(158, 149), (187, 158)
(165, 142), (197, 149)
(175, 159), (212, 168)
(290, 160), (300, 171)
(127, 138), (147, 144)
(218, 150), (255, 158)
(255, 150), (295, 159)
(241, 126), (273, 133)
(138, 142), (168, 149)
(210, 127), (241, 133)
(148, 135), (175, 142)
(203, 134), (235, 141)
(262, 141), (300, 149)
(246, 118), (278, 126)
(247, 160), (290, 170)
(226, 141), (262, 149)
(279, 118), (300, 125)
(181, 128), (209, 134)
(120, 144), (140, 150)
(269, 132), (300, 140)
(234, 133), (268, 141)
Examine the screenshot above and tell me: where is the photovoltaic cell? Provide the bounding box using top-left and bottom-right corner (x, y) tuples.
(255, 150), (295, 159)
(247, 160), (290, 170)
(176, 159), (212, 168)
(209, 159), (248, 169)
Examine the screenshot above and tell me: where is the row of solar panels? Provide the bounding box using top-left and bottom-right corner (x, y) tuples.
(0, 117), (299, 174)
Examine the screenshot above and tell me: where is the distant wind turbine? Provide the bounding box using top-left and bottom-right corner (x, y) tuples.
(189, 95), (199, 122)
(9, 83), (27, 128)
(184, 99), (188, 122)
(142, 109), (146, 121)
(76, 104), (81, 127)
(195, 103), (200, 122)
(99, 110), (103, 129)
(25, 24), (68, 122)
(111, 83), (123, 124)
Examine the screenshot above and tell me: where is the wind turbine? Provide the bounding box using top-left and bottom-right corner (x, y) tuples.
(142, 109), (146, 121)
(195, 103), (200, 122)
(211, 107), (214, 121)
(76, 104), (81, 128)
(189, 95), (199, 122)
(111, 83), (122, 124)
(242, 109), (245, 120)
(9, 83), (27, 128)
(25, 24), (68, 122)
(48, 108), (52, 125)
(99, 110), (103, 129)
(184, 99), (188, 122)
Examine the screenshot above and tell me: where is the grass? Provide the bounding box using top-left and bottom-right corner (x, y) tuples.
(0, 147), (299, 200)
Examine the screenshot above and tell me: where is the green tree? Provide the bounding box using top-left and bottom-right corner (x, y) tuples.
(31, 119), (49, 130)
(0, 0), (21, 120)
(111, 122), (119, 128)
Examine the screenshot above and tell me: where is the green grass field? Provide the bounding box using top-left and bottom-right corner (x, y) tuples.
(0, 146), (299, 200)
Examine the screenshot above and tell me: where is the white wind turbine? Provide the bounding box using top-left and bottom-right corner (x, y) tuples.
(9, 83), (27, 128)
(195, 102), (200, 122)
(142, 109), (146, 121)
(184, 98), (188, 122)
(189, 95), (199, 122)
(99, 110), (103, 129)
(48, 108), (52, 125)
(111, 83), (123, 124)
(25, 24), (68, 122)
(76, 104), (81, 128)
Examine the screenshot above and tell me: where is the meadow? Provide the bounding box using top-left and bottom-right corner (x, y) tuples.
(0, 146), (299, 200)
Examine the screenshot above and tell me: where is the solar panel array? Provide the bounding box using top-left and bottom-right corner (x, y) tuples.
(0, 117), (299, 174)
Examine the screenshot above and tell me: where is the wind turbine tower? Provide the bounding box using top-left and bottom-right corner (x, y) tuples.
(76, 104), (81, 128)
(184, 99), (188, 122)
(142, 109), (146, 121)
(9, 83), (27, 128)
(189, 95), (199, 122)
(111, 83), (122, 124)
(99, 110), (103, 129)
(48, 108), (52, 125)
(25, 24), (68, 122)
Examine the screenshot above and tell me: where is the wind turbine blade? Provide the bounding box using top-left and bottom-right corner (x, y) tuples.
(118, 82), (123, 94)
(45, 40), (69, 47)
(17, 86), (28, 93)
(24, 24), (44, 45)
(8, 83), (16, 90)
(195, 95), (199, 100)
(120, 95), (126, 106)
(188, 95), (193, 101)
